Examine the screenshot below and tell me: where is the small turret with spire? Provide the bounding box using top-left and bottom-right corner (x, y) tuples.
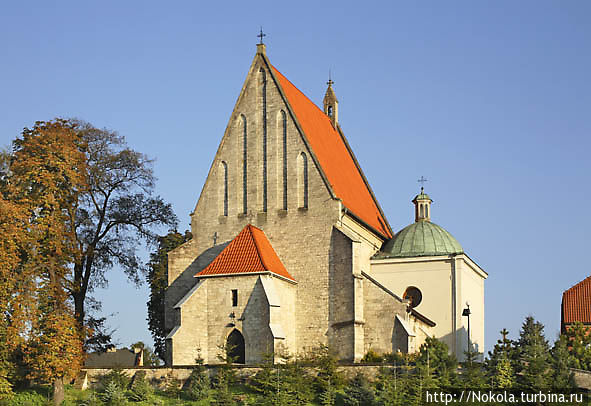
(323, 72), (338, 127)
(413, 187), (432, 222)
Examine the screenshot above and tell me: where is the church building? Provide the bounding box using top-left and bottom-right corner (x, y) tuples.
(164, 42), (487, 365)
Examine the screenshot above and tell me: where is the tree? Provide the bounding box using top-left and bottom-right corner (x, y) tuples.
(9, 120), (87, 405)
(551, 335), (575, 390)
(67, 121), (178, 344)
(0, 184), (29, 399)
(564, 322), (591, 370)
(486, 328), (516, 388)
(184, 353), (211, 402)
(416, 336), (457, 387)
(2, 119), (178, 352)
(146, 230), (191, 360)
(342, 372), (377, 406)
(515, 316), (551, 390)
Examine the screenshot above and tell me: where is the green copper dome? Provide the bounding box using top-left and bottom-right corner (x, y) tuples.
(375, 221), (463, 259)
(413, 192), (431, 201)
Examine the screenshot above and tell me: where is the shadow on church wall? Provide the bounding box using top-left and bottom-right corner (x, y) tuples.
(165, 242), (229, 330)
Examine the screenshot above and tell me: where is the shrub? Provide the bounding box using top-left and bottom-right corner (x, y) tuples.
(361, 349), (383, 363)
(128, 371), (153, 402)
(101, 381), (128, 405)
(0, 389), (48, 406)
(185, 361), (211, 401)
(342, 372), (376, 406)
(100, 369), (131, 391)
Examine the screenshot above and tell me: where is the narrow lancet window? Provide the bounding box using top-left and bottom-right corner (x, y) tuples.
(260, 68), (268, 212)
(281, 110), (288, 210)
(241, 115), (247, 214)
(220, 161), (228, 216)
(298, 152), (308, 209)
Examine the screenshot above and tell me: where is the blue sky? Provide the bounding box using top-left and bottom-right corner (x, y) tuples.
(1, 1), (589, 354)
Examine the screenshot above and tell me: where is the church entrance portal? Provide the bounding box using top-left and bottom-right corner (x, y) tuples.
(227, 329), (245, 364)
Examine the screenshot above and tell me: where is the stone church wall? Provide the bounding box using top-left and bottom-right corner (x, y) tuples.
(165, 52), (347, 364)
(363, 276), (409, 355)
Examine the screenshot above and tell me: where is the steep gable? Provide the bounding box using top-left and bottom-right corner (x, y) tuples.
(269, 66), (392, 239)
(195, 224), (295, 282)
(562, 276), (591, 326)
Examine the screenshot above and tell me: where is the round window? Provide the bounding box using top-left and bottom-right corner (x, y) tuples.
(403, 286), (422, 308)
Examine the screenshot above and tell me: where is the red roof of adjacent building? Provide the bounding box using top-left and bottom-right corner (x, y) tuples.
(562, 276), (591, 325)
(195, 225), (295, 282)
(270, 65), (392, 239)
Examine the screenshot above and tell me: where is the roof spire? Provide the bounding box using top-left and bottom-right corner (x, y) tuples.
(323, 70), (338, 127)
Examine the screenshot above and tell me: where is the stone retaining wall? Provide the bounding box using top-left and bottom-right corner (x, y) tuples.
(77, 364), (387, 390)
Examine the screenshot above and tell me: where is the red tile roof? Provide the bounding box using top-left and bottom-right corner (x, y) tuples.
(270, 66), (392, 239)
(562, 276), (591, 325)
(195, 225), (295, 282)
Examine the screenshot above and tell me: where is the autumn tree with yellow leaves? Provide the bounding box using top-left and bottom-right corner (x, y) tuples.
(3, 120), (86, 404)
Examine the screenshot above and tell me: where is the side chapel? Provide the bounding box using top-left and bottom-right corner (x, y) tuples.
(164, 43), (487, 365)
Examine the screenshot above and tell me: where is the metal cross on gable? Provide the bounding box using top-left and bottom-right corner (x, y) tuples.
(257, 27), (266, 44)
(212, 231), (218, 245)
(417, 176), (428, 190)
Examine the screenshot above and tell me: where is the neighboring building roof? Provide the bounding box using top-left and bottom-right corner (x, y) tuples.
(84, 348), (142, 368)
(195, 225), (295, 282)
(562, 276), (591, 326)
(270, 65), (392, 239)
(374, 221), (463, 259)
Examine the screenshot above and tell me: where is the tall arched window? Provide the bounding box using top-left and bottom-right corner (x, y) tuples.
(297, 152), (308, 209)
(260, 68), (267, 212)
(220, 161), (228, 216)
(280, 110), (288, 210)
(241, 115), (247, 214)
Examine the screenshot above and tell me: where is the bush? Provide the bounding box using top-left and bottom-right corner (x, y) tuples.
(128, 371), (153, 402)
(361, 349), (383, 363)
(342, 372), (376, 406)
(0, 389), (48, 406)
(68, 390), (104, 406)
(101, 381), (127, 405)
(185, 362), (211, 401)
(100, 369), (131, 391)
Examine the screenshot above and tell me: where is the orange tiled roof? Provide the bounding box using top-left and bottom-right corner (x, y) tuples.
(195, 225), (295, 282)
(271, 66), (392, 239)
(562, 276), (591, 325)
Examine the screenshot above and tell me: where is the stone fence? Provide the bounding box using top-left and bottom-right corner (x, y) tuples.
(76, 363), (386, 390)
(75, 365), (591, 391)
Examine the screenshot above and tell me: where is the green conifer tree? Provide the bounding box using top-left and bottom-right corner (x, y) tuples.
(515, 316), (551, 390)
(551, 335), (575, 390)
(342, 372), (377, 406)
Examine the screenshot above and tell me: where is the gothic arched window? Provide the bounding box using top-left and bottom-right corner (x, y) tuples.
(241, 115), (247, 214)
(259, 68), (268, 212)
(297, 152), (308, 209)
(280, 110), (287, 210)
(220, 161), (228, 216)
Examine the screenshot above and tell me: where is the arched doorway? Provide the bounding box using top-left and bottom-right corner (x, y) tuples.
(226, 329), (245, 364)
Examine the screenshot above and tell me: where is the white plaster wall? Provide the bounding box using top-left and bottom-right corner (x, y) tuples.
(457, 257), (485, 360)
(370, 258), (454, 351)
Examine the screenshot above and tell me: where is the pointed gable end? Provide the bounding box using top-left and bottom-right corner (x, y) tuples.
(269, 65), (392, 239)
(562, 276), (591, 326)
(196, 225), (295, 282)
